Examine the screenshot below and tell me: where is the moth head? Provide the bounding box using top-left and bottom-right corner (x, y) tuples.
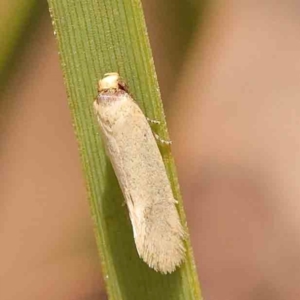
(98, 72), (119, 92)
(98, 72), (130, 93)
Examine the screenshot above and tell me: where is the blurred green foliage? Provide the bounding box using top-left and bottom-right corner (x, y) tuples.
(0, 0), (47, 89)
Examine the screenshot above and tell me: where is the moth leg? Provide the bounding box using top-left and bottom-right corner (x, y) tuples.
(154, 133), (172, 145)
(147, 117), (161, 125)
(147, 117), (171, 145)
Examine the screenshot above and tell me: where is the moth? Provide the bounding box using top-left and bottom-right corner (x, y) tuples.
(93, 73), (185, 274)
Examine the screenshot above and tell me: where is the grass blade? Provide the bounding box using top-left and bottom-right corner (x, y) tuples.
(47, 0), (202, 299)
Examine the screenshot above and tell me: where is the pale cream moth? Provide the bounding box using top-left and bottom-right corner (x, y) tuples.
(93, 73), (185, 274)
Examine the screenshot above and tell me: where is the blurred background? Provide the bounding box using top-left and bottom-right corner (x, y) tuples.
(1, 0), (300, 299)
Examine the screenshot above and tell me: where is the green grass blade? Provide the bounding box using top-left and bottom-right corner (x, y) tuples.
(47, 0), (202, 299)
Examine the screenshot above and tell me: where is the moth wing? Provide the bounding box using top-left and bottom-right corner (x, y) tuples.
(96, 95), (186, 273)
(112, 106), (185, 273)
